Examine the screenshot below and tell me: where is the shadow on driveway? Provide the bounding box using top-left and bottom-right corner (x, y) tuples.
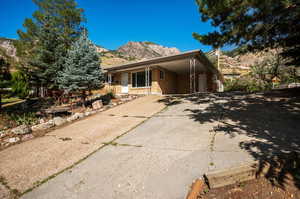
(159, 88), (300, 190)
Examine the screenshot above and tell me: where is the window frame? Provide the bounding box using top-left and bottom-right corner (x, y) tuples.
(159, 70), (165, 80)
(131, 69), (152, 88)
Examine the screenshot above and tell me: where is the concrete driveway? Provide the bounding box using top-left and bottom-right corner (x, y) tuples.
(22, 94), (261, 199)
(0, 95), (165, 197)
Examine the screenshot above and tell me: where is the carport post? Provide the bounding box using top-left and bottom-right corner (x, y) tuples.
(108, 73), (112, 85)
(189, 58), (196, 94)
(145, 66), (150, 94)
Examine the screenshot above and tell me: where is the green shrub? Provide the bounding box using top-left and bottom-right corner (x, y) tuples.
(106, 91), (115, 99)
(100, 91), (115, 105)
(8, 112), (37, 126)
(10, 71), (29, 99)
(224, 78), (248, 92)
(224, 77), (272, 93)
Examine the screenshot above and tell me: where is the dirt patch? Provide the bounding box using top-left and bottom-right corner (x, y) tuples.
(198, 177), (300, 199)
(195, 152), (300, 199)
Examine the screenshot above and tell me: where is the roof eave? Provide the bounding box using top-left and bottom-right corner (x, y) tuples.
(105, 50), (202, 72)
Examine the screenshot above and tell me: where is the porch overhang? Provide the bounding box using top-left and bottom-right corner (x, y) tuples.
(104, 50), (220, 77)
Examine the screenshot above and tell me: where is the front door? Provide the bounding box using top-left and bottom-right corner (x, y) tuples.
(198, 74), (207, 92)
(121, 73), (129, 93)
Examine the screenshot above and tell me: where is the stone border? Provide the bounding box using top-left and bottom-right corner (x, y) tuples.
(0, 95), (141, 151)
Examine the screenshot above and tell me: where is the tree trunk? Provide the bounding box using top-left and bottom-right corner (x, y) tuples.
(81, 90), (86, 108)
(0, 92), (2, 112)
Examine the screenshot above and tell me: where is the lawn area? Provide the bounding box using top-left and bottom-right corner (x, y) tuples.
(1, 97), (24, 108)
(1, 97), (22, 104)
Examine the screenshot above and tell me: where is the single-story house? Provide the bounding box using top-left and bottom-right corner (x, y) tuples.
(102, 50), (223, 95)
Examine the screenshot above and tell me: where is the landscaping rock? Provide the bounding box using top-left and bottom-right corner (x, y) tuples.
(53, 117), (67, 126)
(0, 131), (7, 138)
(31, 120), (55, 131)
(90, 111), (97, 115)
(84, 112), (91, 116)
(22, 134), (34, 141)
(67, 113), (84, 122)
(75, 112), (84, 118)
(92, 100), (103, 110)
(5, 137), (20, 143)
(11, 125), (31, 135)
(67, 115), (76, 122)
(0, 183), (10, 199)
(120, 98), (129, 102)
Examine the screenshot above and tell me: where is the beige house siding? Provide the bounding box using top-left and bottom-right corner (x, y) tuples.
(98, 68), (216, 95)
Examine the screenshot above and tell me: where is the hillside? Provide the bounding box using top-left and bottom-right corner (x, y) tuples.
(0, 37), (181, 68)
(0, 37), (18, 61)
(117, 41), (180, 60)
(1, 37), (277, 79)
(101, 41), (181, 67)
(206, 49), (283, 79)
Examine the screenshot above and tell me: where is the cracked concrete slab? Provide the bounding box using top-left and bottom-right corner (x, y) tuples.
(0, 95), (165, 194)
(22, 92), (296, 199)
(23, 145), (211, 199)
(21, 96), (227, 199)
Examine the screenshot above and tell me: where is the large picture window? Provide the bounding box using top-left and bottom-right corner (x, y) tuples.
(132, 70), (152, 88)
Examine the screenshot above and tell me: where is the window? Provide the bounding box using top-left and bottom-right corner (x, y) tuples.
(160, 70), (165, 80)
(132, 70), (152, 88)
(105, 74), (114, 84)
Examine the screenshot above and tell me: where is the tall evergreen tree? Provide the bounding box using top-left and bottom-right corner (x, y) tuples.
(0, 57), (11, 111)
(57, 33), (103, 105)
(28, 16), (64, 90)
(17, 0), (85, 91)
(193, 0), (300, 65)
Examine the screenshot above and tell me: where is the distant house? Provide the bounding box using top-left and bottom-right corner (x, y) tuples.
(102, 50), (223, 95)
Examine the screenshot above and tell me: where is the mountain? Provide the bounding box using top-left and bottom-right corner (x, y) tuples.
(116, 41), (180, 60)
(206, 48), (286, 79)
(94, 44), (109, 53)
(100, 41), (180, 67)
(0, 38), (19, 72)
(0, 37), (181, 68)
(0, 37), (18, 61)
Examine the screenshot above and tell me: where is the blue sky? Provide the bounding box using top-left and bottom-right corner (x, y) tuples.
(0, 0), (219, 52)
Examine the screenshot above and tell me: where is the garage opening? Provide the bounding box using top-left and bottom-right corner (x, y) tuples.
(153, 57), (214, 95)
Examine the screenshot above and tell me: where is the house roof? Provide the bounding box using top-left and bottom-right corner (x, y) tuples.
(103, 49), (216, 72)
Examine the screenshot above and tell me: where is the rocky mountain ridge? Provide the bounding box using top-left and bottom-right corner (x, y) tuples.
(0, 38), (18, 61)
(117, 41), (180, 60)
(0, 37), (274, 77)
(0, 37), (181, 67)
(206, 49), (281, 78)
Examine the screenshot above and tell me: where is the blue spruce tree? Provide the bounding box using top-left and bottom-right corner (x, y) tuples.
(57, 32), (104, 106)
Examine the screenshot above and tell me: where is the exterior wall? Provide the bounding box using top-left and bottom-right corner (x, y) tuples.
(100, 67), (218, 95)
(154, 68), (177, 94)
(102, 68), (179, 95)
(175, 71), (216, 94)
(177, 74), (189, 94)
(206, 72), (214, 92)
